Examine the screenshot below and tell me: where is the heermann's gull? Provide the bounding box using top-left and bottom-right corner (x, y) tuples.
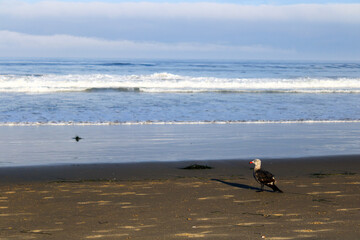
(249, 159), (283, 193)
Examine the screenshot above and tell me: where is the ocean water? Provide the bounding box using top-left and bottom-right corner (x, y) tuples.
(1, 58), (360, 125)
(1, 58), (360, 166)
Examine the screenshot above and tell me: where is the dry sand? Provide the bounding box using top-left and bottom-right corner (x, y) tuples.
(0, 155), (359, 239)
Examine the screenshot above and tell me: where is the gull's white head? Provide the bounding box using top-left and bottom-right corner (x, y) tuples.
(249, 159), (261, 168)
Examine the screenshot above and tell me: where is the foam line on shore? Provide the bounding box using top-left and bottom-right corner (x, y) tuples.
(1, 119), (360, 126)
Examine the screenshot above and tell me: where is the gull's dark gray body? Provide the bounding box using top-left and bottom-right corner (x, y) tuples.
(250, 159), (283, 193)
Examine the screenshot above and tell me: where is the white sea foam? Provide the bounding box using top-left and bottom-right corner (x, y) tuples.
(1, 73), (360, 93)
(1, 120), (360, 126)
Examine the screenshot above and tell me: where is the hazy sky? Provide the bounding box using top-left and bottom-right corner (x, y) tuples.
(1, 0), (359, 60)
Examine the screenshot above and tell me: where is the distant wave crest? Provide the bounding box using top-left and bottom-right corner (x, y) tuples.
(1, 73), (360, 94)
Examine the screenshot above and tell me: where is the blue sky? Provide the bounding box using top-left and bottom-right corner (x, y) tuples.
(0, 0), (359, 60)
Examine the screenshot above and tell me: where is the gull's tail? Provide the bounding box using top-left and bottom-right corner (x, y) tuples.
(269, 184), (283, 193)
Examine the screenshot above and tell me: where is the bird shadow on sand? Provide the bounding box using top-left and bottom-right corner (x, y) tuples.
(211, 179), (273, 193)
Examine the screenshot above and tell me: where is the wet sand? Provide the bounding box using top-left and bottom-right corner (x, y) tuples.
(1, 122), (360, 167)
(0, 155), (359, 239)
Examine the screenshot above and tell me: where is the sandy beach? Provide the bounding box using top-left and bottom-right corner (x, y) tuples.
(0, 155), (359, 239)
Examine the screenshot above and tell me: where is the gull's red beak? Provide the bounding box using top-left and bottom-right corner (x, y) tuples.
(249, 161), (253, 164)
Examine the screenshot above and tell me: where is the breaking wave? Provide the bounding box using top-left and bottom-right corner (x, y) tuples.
(1, 73), (360, 94)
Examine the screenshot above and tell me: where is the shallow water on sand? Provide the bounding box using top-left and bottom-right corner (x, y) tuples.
(1, 122), (359, 167)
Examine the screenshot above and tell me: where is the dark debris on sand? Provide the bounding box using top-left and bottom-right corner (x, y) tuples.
(181, 164), (213, 170)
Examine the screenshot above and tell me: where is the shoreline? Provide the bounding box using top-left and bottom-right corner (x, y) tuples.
(1, 155), (359, 183)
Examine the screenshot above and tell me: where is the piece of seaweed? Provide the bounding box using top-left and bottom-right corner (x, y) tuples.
(181, 164), (213, 170)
